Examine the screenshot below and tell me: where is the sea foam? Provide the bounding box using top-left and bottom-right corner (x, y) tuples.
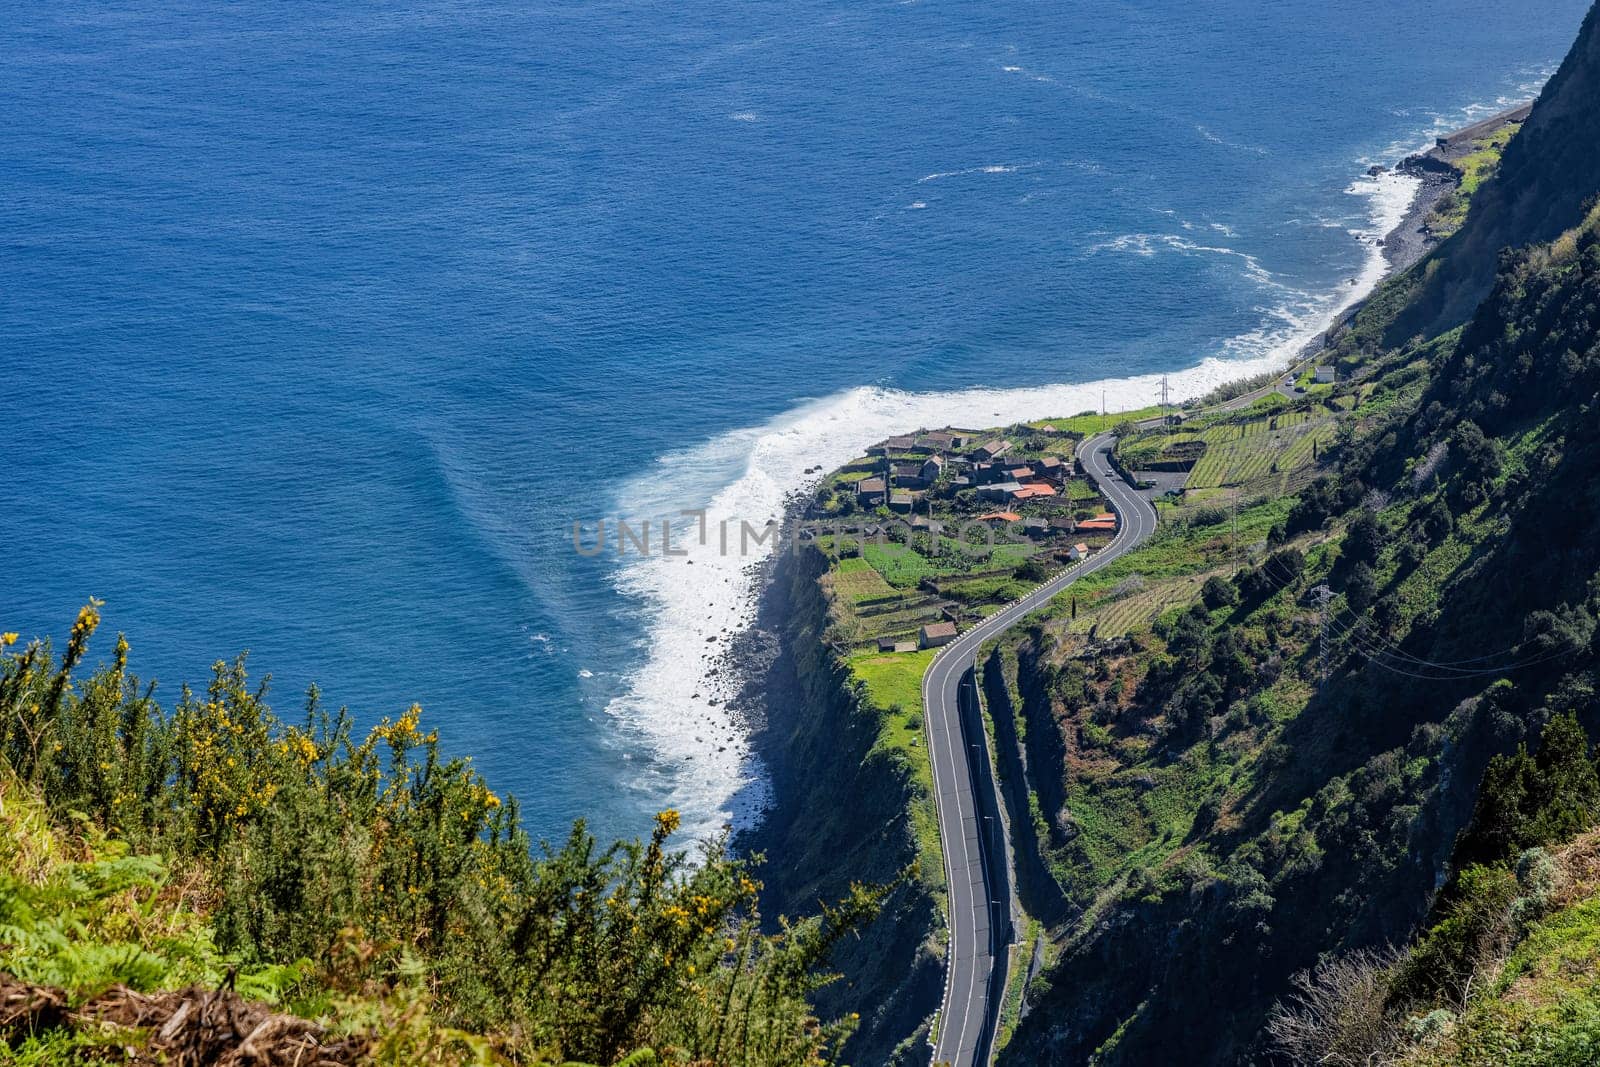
(604, 166), (1418, 840)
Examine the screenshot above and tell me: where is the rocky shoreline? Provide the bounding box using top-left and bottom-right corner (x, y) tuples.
(1384, 100), (1532, 270)
(1291, 100), (1531, 370)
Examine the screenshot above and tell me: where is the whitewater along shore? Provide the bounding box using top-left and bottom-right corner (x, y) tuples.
(1383, 100), (1533, 269)
(723, 103), (1528, 1067)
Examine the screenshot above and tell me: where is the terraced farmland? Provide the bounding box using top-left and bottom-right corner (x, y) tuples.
(862, 539), (1034, 588)
(1069, 571), (1220, 637)
(1185, 419), (1336, 491)
(1280, 424), (1336, 469)
(830, 556), (898, 603)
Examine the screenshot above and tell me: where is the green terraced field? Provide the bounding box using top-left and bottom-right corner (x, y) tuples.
(1028, 405), (1167, 437)
(1185, 419), (1335, 490)
(857, 602), (951, 636)
(1280, 424), (1336, 469)
(830, 556), (898, 602)
(1069, 566), (1238, 636)
(862, 539), (1034, 588)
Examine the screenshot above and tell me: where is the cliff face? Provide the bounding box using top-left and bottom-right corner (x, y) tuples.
(991, 11), (1600, 1060)
(742, 544), (942, 1067)
(981, 647), (1072, 926)
(1392, 2), (1600, 339)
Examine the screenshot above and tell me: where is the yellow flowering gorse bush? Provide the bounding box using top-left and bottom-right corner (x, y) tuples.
(0, 609), (885, 1066)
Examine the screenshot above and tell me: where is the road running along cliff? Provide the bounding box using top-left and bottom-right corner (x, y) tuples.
(924, 430), (1159, 1067)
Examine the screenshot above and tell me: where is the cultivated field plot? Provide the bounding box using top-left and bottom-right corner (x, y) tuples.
(1067, 565), (1236, 637)
(857, 601), (949, 634)
(1184, 418), (1336, 491)
(830, 556), (897, 603)
(862, 540), (1034, 589)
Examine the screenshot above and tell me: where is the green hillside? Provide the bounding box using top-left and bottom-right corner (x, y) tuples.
(990, 7), (1600, 1060)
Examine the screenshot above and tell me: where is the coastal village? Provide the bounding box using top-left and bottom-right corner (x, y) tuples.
(808, 371), (1363, 660)
(795, 95), (1533, 667)
(804, 414), (1127, 656)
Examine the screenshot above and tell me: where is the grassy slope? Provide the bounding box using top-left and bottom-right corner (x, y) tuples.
(847, 649), (945, 897)
(995, 101), (1600, 1058)
(1026, 406), (1167, 436)
(1425, 122), (1520, 239)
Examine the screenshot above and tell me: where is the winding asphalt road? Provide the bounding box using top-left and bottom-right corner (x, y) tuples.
(925, 430), (1159, 1067)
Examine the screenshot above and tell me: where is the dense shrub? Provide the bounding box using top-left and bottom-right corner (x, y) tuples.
(1455, 711), (1600, 870)
(1201, 576), (1239, 610)
(0, 611), (878, 1065)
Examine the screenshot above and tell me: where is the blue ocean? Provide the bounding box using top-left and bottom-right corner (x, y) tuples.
(4, 0), (1588, 844)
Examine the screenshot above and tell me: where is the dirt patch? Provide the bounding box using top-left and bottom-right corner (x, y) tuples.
(0, 973), (369, 1065)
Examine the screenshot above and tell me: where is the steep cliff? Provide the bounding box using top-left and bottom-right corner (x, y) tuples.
(1391, 2), (1600, 339)
(991, 9), (1600, 1059)
(742, 543), (944, 1067)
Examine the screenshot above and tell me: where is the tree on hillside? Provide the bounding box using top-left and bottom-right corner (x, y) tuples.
(1454, 711), (1600, 870)
(1202, 575), (1239, 610)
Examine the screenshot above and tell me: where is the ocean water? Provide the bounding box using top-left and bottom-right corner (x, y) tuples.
(4, 0), (1590, 844)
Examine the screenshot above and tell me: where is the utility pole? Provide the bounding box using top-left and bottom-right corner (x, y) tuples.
(1312, 584), (1334, 686)
(1160, 374), (1171, 436)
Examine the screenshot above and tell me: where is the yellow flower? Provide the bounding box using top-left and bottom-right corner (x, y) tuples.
(70, 603), (100, 639)
(289, 733), (318, 764)
(0, 633), (18, 647)
(655, 809), (681, 835)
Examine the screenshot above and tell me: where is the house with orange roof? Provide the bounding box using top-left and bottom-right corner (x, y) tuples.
(1076, 512), (1117, 532)
(1013, 482), (1058, 500)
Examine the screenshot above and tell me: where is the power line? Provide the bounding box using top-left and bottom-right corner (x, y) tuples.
(1253, 547), (1545, 670)
(1249, 552), (1577, 681)
(1327, 612), (1575, 681)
